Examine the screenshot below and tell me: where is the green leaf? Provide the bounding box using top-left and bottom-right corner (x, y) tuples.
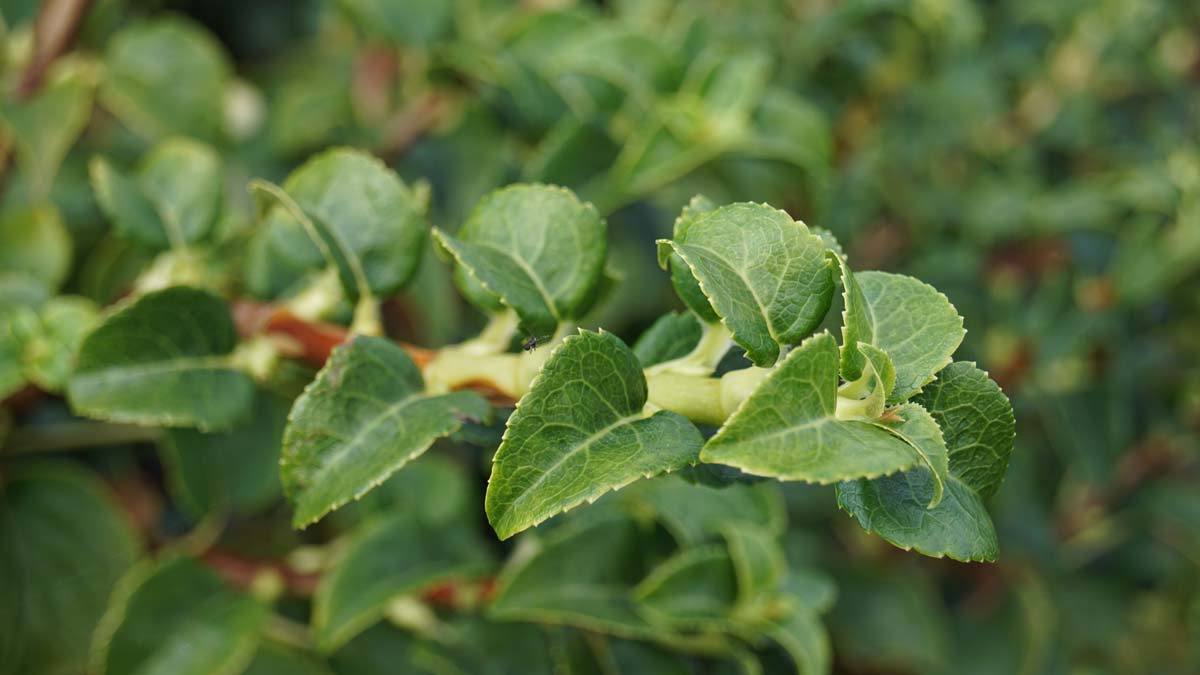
(93, 556), (267, 675)
(836, 364), (1013, 562)
(253, 148), (428, 297)
(433, 184), (606, 339)
(847, 271), (965, 402)
(0, 464), (140, 675)
(313, 507), (493, 651)
(621, 476), (785, 546)
(489, 516), (656, 639)
(67, 286), (255, 431)
(700, 333), (922, 483)
(160, 390), (289, 517)
(665, 195), (720, 322)
(100, 18), (230, 141)
(0, 71), (93, 199)
(485, 330), (703, 540)
(90, 138), (222, 251)
(721, 523), (786, 614)
(766, 608), (831, 675)
(337, 0), (452, 45)
(632, 311), (703, 367)
(280, 335), (489, 528)
(634, 545), (738, 631)
(657, 203), (834, 367)
(0, 204), (72, 293)
(877, 403), (949, 508)
(0, 310), (28, 399)
(244, 643), (333, 675)
(15, 295), (99, 392)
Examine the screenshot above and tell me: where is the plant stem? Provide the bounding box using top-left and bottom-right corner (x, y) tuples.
(1, 421), (161, 456)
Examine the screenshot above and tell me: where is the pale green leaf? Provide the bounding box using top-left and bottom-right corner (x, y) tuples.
(253, 148), (428, 297)
(0, 204), (71, 293)
(313, 508), (492, 651)
(875, 403), (949, 508)
(281, 335), (489, 528)
(0, 464), (140, 675)
(160, 390), (289, 517)
(721, 523), (786, 613)
(485, 330), (703, 540)
(138, 138), (223, 246)
(657, 203), (834, 367)
(766, 608), (831, 675)
(93, 557), (267, 675)
(853, 271), (965, 402)
(100, 18), (230, 141)
(489, 517), (657, 639)
(634, 545), (738, 631)
(15, 296), (99, 392)
(0, 72), (93, 199)
(632, 311), (702, 367)
(67, 286), (255, 431)
(700, 333), (922, 482)
(836, 363), (1013, 562)
(433, 184), (606, 339)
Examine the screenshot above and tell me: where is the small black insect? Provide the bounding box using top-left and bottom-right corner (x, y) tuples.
(522, 336), (539, 352)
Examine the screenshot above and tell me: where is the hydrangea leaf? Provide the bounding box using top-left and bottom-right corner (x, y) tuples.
(633, 545), (738, 631)
(160, 390), (289, 517)
(620, 475), (785, 546)
(313, 508), (493, 652)
(657, 203), (835, 367)
(720, 523), (786, 615)
(766, 607), (831, 675)
(0, 464), (140, 675)
(253, 148), (429, 298)
(16, 295), (99, 392)
(100, 18), (230, 141)
(0, 204), (71, 293)
(489, 517), (658, 639)
(631, 311), (702, 367)
(836, 363), (1014, 562)
(433, 184), (606, 340)
(846, 271), (965, 402)
(281, 335), (489, 528)
(67, 287), (255, 431)
(485, 330), (703, 540)
(700, 333), (922, 482)
(663, 195), (719, 323)
(92, 557), (267, 675)
(0, 71), (93, 200)
(90, 138), (222, 251)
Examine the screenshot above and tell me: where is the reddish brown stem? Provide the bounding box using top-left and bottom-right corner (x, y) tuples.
(17, 0), (93, 99)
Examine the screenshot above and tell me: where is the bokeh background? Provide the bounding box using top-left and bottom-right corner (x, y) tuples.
(2, 0), (1198, 673)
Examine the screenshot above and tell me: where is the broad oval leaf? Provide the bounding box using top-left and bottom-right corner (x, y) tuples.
(281, 335), (489, 528)
(632, 311), (703, 367)
(0, 71), (93, 200)
(67, 286), (255, 431)
(434, 184), (606, 340)
(621, 475), (785, 546)
(849, 271), (965, 402)
(485, 330), (703, 540)
(0, 464), (140, 675)
(657, 202), (835, 367)
(634, 545), (738, 631)
(700, 333), (922, 483)
(836, 363), (1014, 562)
(100, 18), (231, 141)
(253, 148), (428, 298)
(0, 204), (71, 293)
(93, 556), (267, 675)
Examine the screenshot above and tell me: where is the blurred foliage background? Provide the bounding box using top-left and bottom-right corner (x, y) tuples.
(1, 0), (1198, 673)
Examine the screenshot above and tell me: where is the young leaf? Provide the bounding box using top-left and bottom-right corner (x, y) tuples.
(657, 203), (834, 367)
(0, 464), (140, 675)
(632, 311), (703, 367)
(0, 72), (93, 199)
(489, 517), (657, 638)
(100, 18), (231, 141)
(433, 184), (606, 339)
(67, 286), (255, 431)
(700, 333), (922, 483)
(252, 148), (428, 297)
(0, 205), (72, 293)
(281, 335), (489, 528)
(313, 508), (493, 651)
(843, 271), (965, 402)
(873, 403), (949, 509)
(160, 391), (290, 517)
(16, 295), (99, 392)
(836, 363), (1014, 562)
(485, 330), (704, 540)
(93, 557), (267, 675)
(664, 195), (720, 322)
